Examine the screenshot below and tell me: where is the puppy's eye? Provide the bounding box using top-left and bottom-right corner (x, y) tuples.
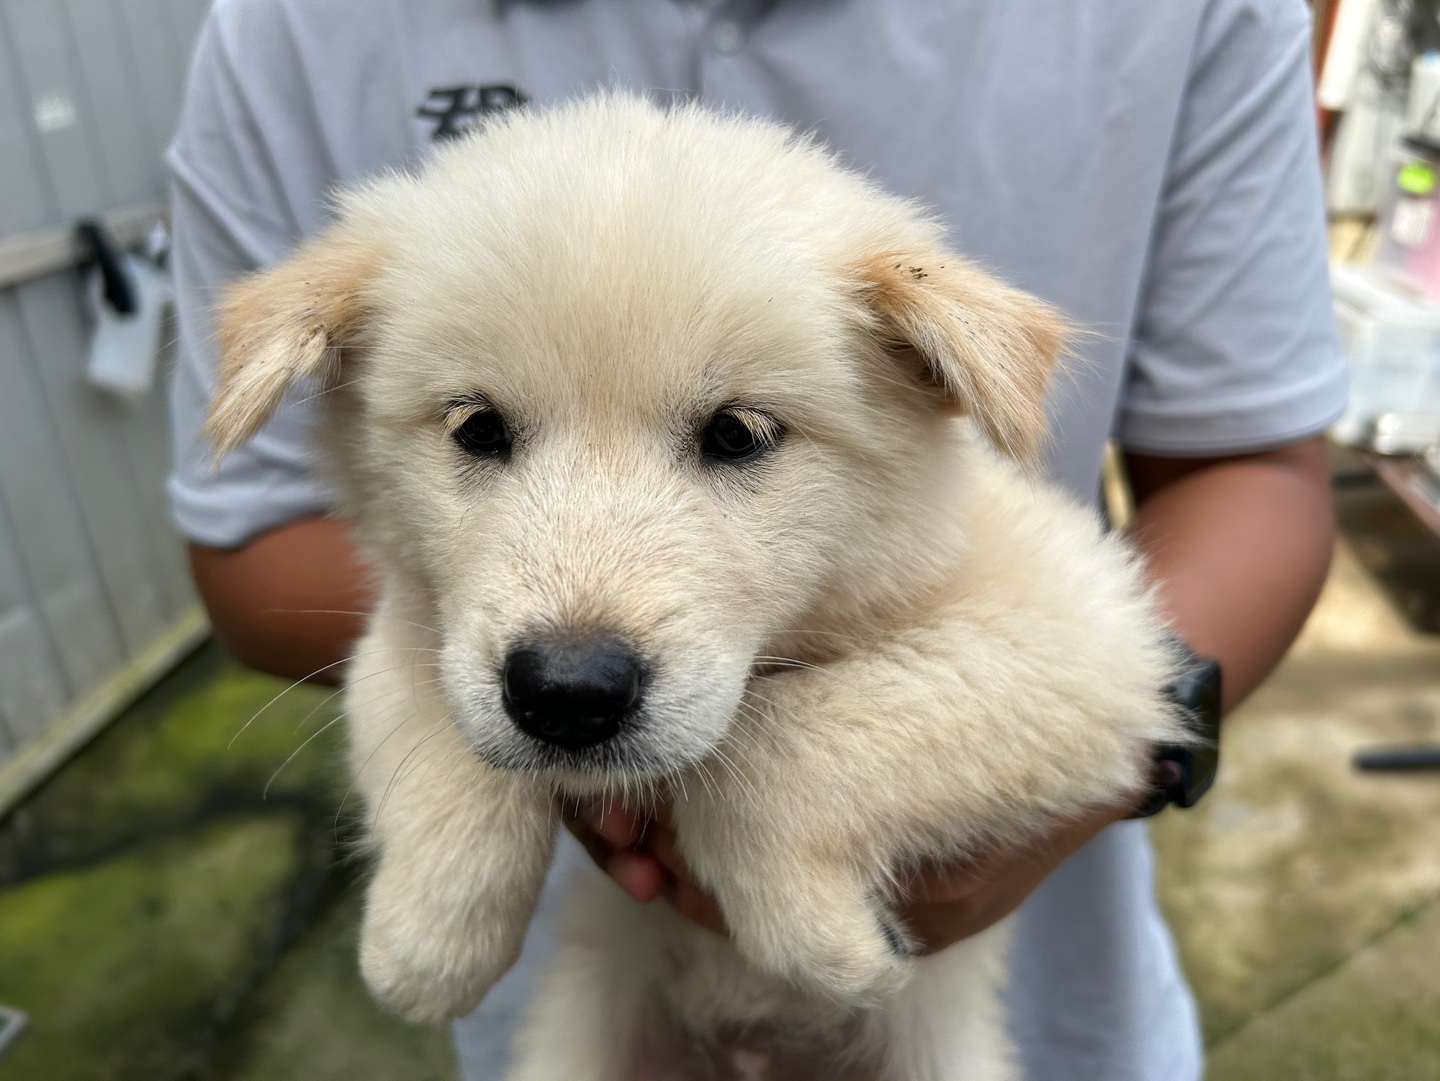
(453, 409), (512, 458)
(700, 409), (779, 463)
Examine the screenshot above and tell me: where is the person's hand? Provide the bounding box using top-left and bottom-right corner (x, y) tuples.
(885, 799), (1135, 950)
(562, 795), (1139, 953)
(563, 800), (729, 936)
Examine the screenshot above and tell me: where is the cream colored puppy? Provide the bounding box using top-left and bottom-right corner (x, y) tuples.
(207, 94), (1183, 1080)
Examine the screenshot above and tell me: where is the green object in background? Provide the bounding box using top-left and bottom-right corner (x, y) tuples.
(1398, 159), (1439, 197)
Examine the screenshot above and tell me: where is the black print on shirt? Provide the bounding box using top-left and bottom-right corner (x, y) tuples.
(416, 84), (529, 140)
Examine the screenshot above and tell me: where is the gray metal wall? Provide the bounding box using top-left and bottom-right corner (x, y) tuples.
(0, 0), (211, 800)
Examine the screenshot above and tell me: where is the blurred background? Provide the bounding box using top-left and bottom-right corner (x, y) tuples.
(1, 1), (1439, 1078)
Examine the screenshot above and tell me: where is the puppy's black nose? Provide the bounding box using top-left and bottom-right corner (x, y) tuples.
(501, 637), (645, 751)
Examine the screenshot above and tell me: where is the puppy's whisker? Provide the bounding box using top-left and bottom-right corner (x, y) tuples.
(748, 671), (891, 726)
(393, 728), (468, 803)
(373, 713), (457, 829)
(336, 695), (446, 823)
(293, 683), (347, 734)
(265, 608), (445, 638)
(341, 676), (443, 719)
(263, 711), (348, 798)
(338, 671), (445, 716)
(714, 725), (767, 805)
(723, 707), (763, 745)
(229, 646), (415, 749)
(692, 760), (718, 802)
(292, 377), (360, 407)
(293, 663), (441, 732)
(726, 705), (782, 794)
(706, 744), (761, 810)
(345, 671), (445, 699)
(736, 686), (791, 721)
(753, 656), (893, 714)
(752, 656), (828, 673)
(443, 741), (485, 788)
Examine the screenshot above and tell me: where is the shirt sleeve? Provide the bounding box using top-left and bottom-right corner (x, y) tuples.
(166, 0), (332, 548)
(1117, 0), (1347, 456)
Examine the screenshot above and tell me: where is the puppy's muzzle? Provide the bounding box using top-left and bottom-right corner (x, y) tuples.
(501, 636), (646, 751)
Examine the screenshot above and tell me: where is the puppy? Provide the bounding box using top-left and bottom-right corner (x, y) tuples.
(207, 93), (1183, 1080)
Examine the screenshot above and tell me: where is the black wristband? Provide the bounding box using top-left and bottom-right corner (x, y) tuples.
(1128, 647), (1222, 819)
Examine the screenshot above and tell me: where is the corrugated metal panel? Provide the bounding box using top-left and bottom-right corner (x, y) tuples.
(0, 513), (69, 750)
(14, 273), (174, 652)
(120, 313), (200, 618)
(62, 0), (163, 207)
(0, 0), (211, 805)
(2, 0), (112, 217)
(113, 0), (186, 170)
(0, 290), (126, 698)
(0, 9), (54, 235)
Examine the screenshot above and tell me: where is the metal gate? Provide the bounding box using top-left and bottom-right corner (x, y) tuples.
(0, 0), (213, 809)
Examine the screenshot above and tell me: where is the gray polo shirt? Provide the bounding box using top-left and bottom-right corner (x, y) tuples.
(166, 1), (1347, 1078)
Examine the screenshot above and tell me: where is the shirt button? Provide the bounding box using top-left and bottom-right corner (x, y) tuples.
(711, 20), (744, 55)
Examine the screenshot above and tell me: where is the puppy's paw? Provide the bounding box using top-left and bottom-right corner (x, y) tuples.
(796, 919), (912, 1004)
(359, 902), (519, 1023)
(731, 894), (913, 1005)
(358, 860), (527, 1024)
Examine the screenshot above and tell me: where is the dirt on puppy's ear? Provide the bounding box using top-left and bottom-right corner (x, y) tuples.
(853, 252), (1068, 463)
(206, 227), (380, 460)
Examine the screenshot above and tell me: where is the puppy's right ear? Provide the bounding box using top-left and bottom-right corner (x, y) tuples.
(207, 228), (380, 459)
(852, 252), (1067, 464)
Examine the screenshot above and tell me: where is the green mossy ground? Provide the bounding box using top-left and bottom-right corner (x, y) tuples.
(0, 644), (455, 1080)
(214, 891), (458, 1081)
(0, 815), (306, 1081)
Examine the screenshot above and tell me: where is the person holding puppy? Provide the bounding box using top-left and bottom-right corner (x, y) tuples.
(169, 1), (1344, 1079)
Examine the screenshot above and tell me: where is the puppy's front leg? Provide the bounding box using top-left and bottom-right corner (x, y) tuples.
(884, 923), (1019, 1081)
(673, 745), (909, 1004)
(674, 589), (1174, 1008)
(349, 623), (557, 1023)
(506, 870), (655, 1081)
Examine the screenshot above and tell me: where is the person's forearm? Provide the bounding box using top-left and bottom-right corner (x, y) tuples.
(1124, 437), (1333, 712)
(189, 517), (374, 684)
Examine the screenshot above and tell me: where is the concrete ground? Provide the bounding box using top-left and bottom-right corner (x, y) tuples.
(1152, 476), (1440, 1079)
(0, 474), (1436, 1079)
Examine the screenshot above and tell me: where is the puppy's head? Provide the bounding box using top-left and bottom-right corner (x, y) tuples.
(209, 95), (1065, 780)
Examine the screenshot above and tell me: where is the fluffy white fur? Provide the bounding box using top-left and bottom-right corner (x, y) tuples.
(209, 94), (1184, 1080)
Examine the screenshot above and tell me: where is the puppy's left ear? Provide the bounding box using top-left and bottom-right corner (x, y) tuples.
(853, 253), (1068, 463)
(206, 227), (380, 459)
